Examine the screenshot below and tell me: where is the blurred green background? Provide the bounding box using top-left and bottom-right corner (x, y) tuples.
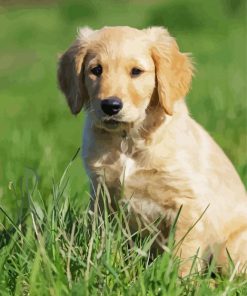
(0, 0), (246, 218)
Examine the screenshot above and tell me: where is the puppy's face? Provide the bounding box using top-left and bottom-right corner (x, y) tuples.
(84, 28), (156, 130)
(58, 26), (193, 132)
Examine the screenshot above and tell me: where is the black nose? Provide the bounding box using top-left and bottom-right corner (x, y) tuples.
(101, 98), (123, 116)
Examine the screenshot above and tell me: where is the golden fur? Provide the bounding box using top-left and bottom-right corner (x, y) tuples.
(58, 26), (247, 276)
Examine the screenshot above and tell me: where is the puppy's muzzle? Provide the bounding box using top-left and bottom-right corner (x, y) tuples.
(101, 97), (123, 116)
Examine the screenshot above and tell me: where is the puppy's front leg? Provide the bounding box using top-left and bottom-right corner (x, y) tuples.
(175, 236), (207, 277)
(173, 208), (210, 277)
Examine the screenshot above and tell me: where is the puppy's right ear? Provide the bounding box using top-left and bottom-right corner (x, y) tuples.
(57, 27), (94, 114)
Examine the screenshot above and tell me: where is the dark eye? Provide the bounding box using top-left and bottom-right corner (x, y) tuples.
(131, 67), (143, 77)
(91, 65), (103, 77)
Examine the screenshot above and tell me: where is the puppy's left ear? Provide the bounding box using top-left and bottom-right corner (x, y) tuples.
(145, 27), (193, 115)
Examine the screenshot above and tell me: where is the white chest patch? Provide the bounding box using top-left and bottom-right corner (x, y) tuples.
(120, 154), (137, 183)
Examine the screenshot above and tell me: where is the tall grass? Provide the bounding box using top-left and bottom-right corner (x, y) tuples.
(1, 154), (246, 295)
(0, 0), (246, 294)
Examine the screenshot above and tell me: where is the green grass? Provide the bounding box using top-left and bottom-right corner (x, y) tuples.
(0, 0), (246, 294)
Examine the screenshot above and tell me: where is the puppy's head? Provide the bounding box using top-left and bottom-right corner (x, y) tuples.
(58, 26), (193, 131)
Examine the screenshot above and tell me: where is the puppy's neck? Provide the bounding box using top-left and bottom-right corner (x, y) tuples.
(117, 106), (168, 155)
(138, 105), (167, 140)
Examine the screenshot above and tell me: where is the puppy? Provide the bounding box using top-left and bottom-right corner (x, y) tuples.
(57, 26), (247, 275)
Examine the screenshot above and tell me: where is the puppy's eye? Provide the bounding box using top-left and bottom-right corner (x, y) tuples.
(91, 65), (103, 77)
(131, 67), (143, 77)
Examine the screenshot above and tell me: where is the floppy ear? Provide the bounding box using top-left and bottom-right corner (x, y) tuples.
(146, 27), (193, 115)
(57, 27), (94, 114)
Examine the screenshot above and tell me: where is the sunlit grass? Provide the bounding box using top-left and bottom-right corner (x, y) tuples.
(1, 155), (246, 295)
(0, 0), (246, 294)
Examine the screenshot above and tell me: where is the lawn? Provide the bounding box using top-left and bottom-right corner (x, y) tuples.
(0, 0), (246, 294)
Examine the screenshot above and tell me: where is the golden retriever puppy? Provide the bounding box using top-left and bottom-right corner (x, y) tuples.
(57, 26), (247, 276)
